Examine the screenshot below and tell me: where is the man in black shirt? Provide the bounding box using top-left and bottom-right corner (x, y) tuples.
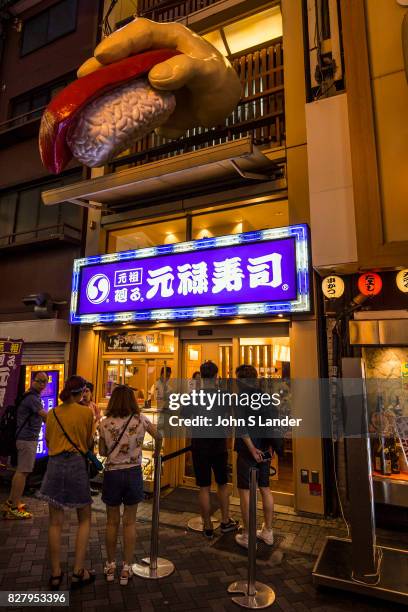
(234, 365), (274, 549)
(191, 361), (238, 538)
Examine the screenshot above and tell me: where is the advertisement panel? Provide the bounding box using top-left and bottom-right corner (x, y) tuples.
(25, 364), (64, 459)
(0, 339), (24, 419)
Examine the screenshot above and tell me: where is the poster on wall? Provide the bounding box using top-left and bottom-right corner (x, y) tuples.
(26, 364), (64, 459)
(70, 225), (311, 324)
(0, 339), (24, 420)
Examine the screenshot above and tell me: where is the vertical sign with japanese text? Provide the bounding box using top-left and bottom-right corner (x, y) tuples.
(0, 339), (24, 419)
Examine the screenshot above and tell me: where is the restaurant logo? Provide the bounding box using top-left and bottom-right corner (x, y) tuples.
(86, 273), (110, 304)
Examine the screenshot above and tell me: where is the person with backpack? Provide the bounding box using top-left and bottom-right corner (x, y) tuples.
(37, 375), (95, 591)
(98, 385), (162, 585)
(1, 371), (48, 520)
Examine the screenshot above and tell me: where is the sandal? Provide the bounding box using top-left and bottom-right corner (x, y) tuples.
(120, 562), (133, 586)
(48, 572), (64, 591)
(104, 560), (116, 582)
(70, 568), (96, 590)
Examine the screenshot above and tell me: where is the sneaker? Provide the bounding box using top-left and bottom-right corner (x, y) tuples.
(235, 531), (249, 549)
(120, 563), (132, 586)
(18, 502), (29, 512)
(256, 524), (274, 545)
(203, 528), (214, 540)
(220, 518), (239, 534)
(2, 501), (32, 520)
(104, 561), (116, 582)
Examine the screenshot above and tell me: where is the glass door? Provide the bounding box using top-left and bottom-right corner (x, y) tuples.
(181, 340), (234, 489)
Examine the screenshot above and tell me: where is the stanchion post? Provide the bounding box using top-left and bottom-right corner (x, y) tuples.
(149, 452), (161, 573)
(247, 467), (257, 597)
(227, 466), (275, 609)
(132, 450), (175, 579)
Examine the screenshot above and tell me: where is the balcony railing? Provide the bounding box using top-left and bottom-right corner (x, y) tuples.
(0, 223), (82, 248)
(110, 40), (284, 172)
(138, 0), (220, 22)
(0, 106), (46, 134)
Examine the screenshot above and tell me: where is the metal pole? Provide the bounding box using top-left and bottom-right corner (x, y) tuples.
(132, 453), (174, 579)
(149, 453), (161, 573)
(227, 466), (275, 608)
(247, 467), (257, 597)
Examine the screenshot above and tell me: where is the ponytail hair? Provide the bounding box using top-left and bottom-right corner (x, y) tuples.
(60, 375), (87, 402)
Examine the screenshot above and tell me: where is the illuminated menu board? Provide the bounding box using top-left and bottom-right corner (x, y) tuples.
(25, 364), (64, 459)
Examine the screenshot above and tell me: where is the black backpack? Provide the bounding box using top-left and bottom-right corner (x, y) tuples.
(0, 392), (35, 463)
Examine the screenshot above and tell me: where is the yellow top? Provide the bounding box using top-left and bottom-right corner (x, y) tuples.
(45, 402), (94, 456)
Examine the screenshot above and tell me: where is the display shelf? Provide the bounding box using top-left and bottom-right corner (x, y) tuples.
(372, 470), (408, 482)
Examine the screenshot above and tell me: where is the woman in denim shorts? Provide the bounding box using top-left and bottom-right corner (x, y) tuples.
(99, 385), (162, 585)
(38, 376), (95, 590)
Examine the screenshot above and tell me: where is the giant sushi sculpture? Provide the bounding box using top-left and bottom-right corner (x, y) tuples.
(39, 18), (242, 174)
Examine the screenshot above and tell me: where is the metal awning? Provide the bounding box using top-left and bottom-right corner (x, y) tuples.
(41, 137), (285, 210)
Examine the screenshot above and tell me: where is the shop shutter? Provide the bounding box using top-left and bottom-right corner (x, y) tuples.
(22, 343), (67, 365)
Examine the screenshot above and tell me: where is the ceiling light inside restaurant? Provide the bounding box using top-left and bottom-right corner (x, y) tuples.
(203, 6), (282, 57)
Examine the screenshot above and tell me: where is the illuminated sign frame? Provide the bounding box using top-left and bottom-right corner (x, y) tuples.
(25, 364), (64, 459)
(70, 224), (311, 324)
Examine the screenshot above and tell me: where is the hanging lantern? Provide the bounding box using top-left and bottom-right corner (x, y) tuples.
(396, 269), (408, 293)
(358, 272), (382, 296)
(322, 275), (345, 299)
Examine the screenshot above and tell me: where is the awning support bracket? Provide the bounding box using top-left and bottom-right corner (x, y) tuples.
(229, 159), (271, 181)
(67, 198), (102, 210)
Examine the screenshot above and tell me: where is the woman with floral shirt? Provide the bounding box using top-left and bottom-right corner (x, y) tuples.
(98, 385), (161, 585)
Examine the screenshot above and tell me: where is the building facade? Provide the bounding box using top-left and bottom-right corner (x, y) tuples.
(42, 0), (327, 514)
(0, 0), (102, 418)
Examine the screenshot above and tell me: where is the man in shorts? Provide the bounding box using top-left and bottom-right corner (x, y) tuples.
(234, 365), (274, 549)
(2, 372), (48, 519)
(191, 361), (238, 538)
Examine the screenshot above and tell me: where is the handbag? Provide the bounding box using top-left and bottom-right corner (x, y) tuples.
(52, 410), (104, 478)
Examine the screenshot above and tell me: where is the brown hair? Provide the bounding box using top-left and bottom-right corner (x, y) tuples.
(106, 385), (140, 418)
(60, 375), (86, 402)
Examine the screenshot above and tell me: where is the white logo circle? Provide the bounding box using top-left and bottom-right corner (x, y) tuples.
(86, 274), (110, 304)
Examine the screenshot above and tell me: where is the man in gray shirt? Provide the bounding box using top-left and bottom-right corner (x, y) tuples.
(3, 372), (48, 519)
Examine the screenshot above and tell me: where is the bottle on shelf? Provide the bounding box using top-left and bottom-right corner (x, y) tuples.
(372, 393), (391, 476)
(373, 434), (384, 473)
(394, 396), (403, 418)
(382, 441), (392, 476)
(388, 435), (401, 475)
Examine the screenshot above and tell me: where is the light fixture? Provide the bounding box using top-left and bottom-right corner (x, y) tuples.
(21, 293), (66, 319)
(396, 269), (408, 293)
(203, 6), (282, 57)
(322, 276), (345, 299)
(358, 272), (382, 297)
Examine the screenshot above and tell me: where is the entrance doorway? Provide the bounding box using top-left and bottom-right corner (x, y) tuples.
(180, 334), (294, 506)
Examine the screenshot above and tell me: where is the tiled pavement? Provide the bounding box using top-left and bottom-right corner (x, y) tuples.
(0, 490), (407, 612)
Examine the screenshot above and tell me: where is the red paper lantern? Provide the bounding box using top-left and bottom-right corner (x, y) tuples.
(358, 272), (382, 296)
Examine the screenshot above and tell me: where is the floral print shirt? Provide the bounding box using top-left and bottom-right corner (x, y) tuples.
(98, 413), (152, 471)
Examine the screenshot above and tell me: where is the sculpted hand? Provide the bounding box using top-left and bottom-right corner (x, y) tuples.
(77, 18), (242, 138)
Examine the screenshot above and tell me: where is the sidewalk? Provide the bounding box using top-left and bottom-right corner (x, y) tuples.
(0, 489), (406, 612)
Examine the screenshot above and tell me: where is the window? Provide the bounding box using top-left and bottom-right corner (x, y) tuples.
(0, 171), (83, 246)
(10, 73), (75, 124)
(191, 200), (288, 240)
(108, 217), (186, 253)
(21, 0), (77, 56)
